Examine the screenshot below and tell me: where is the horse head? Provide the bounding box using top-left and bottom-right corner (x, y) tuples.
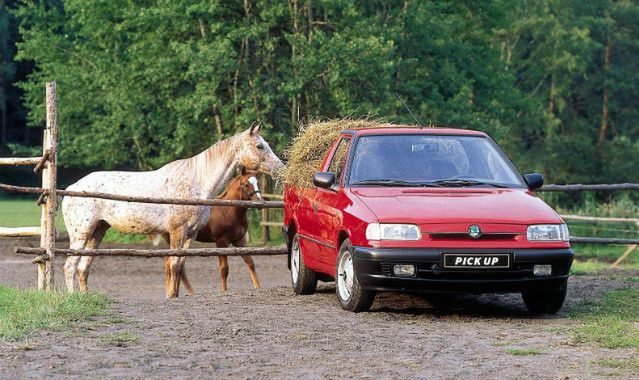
(239, 168), (262, 201)
(238, 123), (284, 177)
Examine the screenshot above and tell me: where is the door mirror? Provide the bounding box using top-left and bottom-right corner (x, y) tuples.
(313, 172), (336, 189)
(523, 173), (544, 190)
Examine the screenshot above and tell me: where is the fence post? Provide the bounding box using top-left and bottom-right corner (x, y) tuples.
(38, 82), (58, 291)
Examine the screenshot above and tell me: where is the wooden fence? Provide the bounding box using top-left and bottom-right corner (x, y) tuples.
(0, 82), (58, 290)
(0, 82), (638, 291)
(0, 82), (287, 291)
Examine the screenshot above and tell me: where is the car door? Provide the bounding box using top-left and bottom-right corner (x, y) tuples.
(312, 137), (351, 266)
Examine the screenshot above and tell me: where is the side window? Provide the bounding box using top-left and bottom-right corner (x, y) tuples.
(327, 138), (350, 184)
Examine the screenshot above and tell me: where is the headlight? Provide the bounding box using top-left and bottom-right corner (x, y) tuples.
(527, 224), (570, 242)
(366, 223), (421, 241)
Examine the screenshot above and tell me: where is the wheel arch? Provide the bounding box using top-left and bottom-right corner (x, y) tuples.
(337, 230), (350, 250)
(286, 220), (298, 269)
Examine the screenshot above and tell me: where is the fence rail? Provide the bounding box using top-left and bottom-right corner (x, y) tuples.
(0, 157), (41, 166)
(15, 245), (288, 258)
(0, 227), (41, 237)
(560, 214), (639, 223)
(0, 182), (284, 209)
(540, 183), (639, 191)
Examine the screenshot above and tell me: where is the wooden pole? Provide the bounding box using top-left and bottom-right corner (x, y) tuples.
(560, 214), (639, 223)
(15, 245), (288, 258)
(611, 245), (637, 268)
(0, 227), (41, 237)
(0, 157), (41, 166)
(611, 221), (639, 268)
(540, 183), (639, 192)
(38, 82), (57, 291)
(0, 182), (285, 208)
(569, 237), (639, 245)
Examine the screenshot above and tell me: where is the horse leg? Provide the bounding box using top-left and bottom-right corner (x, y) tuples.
(64, 255), (82, 293)
(167, 230), (190, 298)
(64, 226), (98, 292)
(215, 239), (230, 291)
(164, 257), (171, 296)
(235, 236), (260, 289)
(78, 221), (109, 292)
(181, 262), (194, 296)
(218, 255), (229, 291)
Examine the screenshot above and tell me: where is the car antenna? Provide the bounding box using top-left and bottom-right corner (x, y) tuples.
(395, 92), (424, 128)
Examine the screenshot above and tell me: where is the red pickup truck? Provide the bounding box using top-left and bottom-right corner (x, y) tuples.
(283, 127), (573, 312)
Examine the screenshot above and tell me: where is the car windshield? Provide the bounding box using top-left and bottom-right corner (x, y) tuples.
(348, 134), (524, 187)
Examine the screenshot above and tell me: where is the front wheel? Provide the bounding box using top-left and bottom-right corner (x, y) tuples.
(521, 281), (567, 314)
(336, 239), (375, 312)
(290, 234), (317, 295)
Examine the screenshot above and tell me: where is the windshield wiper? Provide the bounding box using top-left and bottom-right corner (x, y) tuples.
(351, 179), (440, 187)
(430, 179), (508, 188)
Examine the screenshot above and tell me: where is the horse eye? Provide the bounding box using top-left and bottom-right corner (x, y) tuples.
(256, 143), (264, 150)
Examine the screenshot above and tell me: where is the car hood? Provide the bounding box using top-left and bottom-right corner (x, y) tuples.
(348, 187), (562, 225)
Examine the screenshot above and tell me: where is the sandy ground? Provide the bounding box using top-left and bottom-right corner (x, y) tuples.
(1, 237), (638, 379)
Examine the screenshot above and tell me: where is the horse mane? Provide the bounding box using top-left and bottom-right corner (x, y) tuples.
(158, 133), (242, 195)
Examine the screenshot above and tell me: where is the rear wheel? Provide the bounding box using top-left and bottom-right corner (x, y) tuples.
(336, 239), (375, 312)
(522, 280), (567, 314)
(290, 234), (317, 295)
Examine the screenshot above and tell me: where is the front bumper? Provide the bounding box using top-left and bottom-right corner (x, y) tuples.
(353, 247), (573, 294)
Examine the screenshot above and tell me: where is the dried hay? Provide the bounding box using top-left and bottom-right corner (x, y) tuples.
(282, 119), (417, 188)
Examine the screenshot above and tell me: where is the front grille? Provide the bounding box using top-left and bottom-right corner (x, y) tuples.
(416, 264), (534, 280)
(428, 233), (519, 241)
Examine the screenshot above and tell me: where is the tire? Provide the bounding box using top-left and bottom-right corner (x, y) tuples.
(335, 239), (375, 312)
(290, 234), (317, 295)
(522, 280), (568, 314)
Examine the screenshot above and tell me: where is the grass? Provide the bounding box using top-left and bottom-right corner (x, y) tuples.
(0, 285), (110, 340)
(570, 260), (611, 275)
(505, 348), (545, 356)
(570, 289), (639, 350)
(594, 358), (639, 371)
(102, 332), (139, 347)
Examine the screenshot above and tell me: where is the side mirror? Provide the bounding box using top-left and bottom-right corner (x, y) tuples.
(523, 173), (544, 191)
(313, 172), (336, 190)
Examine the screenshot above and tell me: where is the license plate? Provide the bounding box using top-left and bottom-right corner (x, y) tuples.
(443, 254), (510, 268)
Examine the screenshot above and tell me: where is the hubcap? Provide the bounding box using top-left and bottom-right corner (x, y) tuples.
(337, 250), (354, 301)
(291, 237), (300, 284)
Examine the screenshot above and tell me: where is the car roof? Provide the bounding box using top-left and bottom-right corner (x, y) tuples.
(346, 127), (487, 137)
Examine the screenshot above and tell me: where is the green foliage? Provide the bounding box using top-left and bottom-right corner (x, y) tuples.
(570, 289), (639, 350)
(0, 0), (636, 184)
(0, 285), (110, 340)
(5, 1), (524, 172)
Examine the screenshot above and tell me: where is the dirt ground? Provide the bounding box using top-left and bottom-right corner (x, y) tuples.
(1, 237), (638, 379)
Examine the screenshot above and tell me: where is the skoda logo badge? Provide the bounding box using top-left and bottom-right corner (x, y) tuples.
(468, 225), (482, 239)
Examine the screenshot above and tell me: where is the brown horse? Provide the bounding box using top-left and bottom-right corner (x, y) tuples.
(179, 168), (263, 291)
(197, 168), (263, 290)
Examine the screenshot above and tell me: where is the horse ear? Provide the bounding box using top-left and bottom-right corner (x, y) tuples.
(249, 121), (261, 135)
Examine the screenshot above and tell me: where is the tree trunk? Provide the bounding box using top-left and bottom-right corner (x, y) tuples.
(598, 29), (611, 145)
(1, 97), (6, 147)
